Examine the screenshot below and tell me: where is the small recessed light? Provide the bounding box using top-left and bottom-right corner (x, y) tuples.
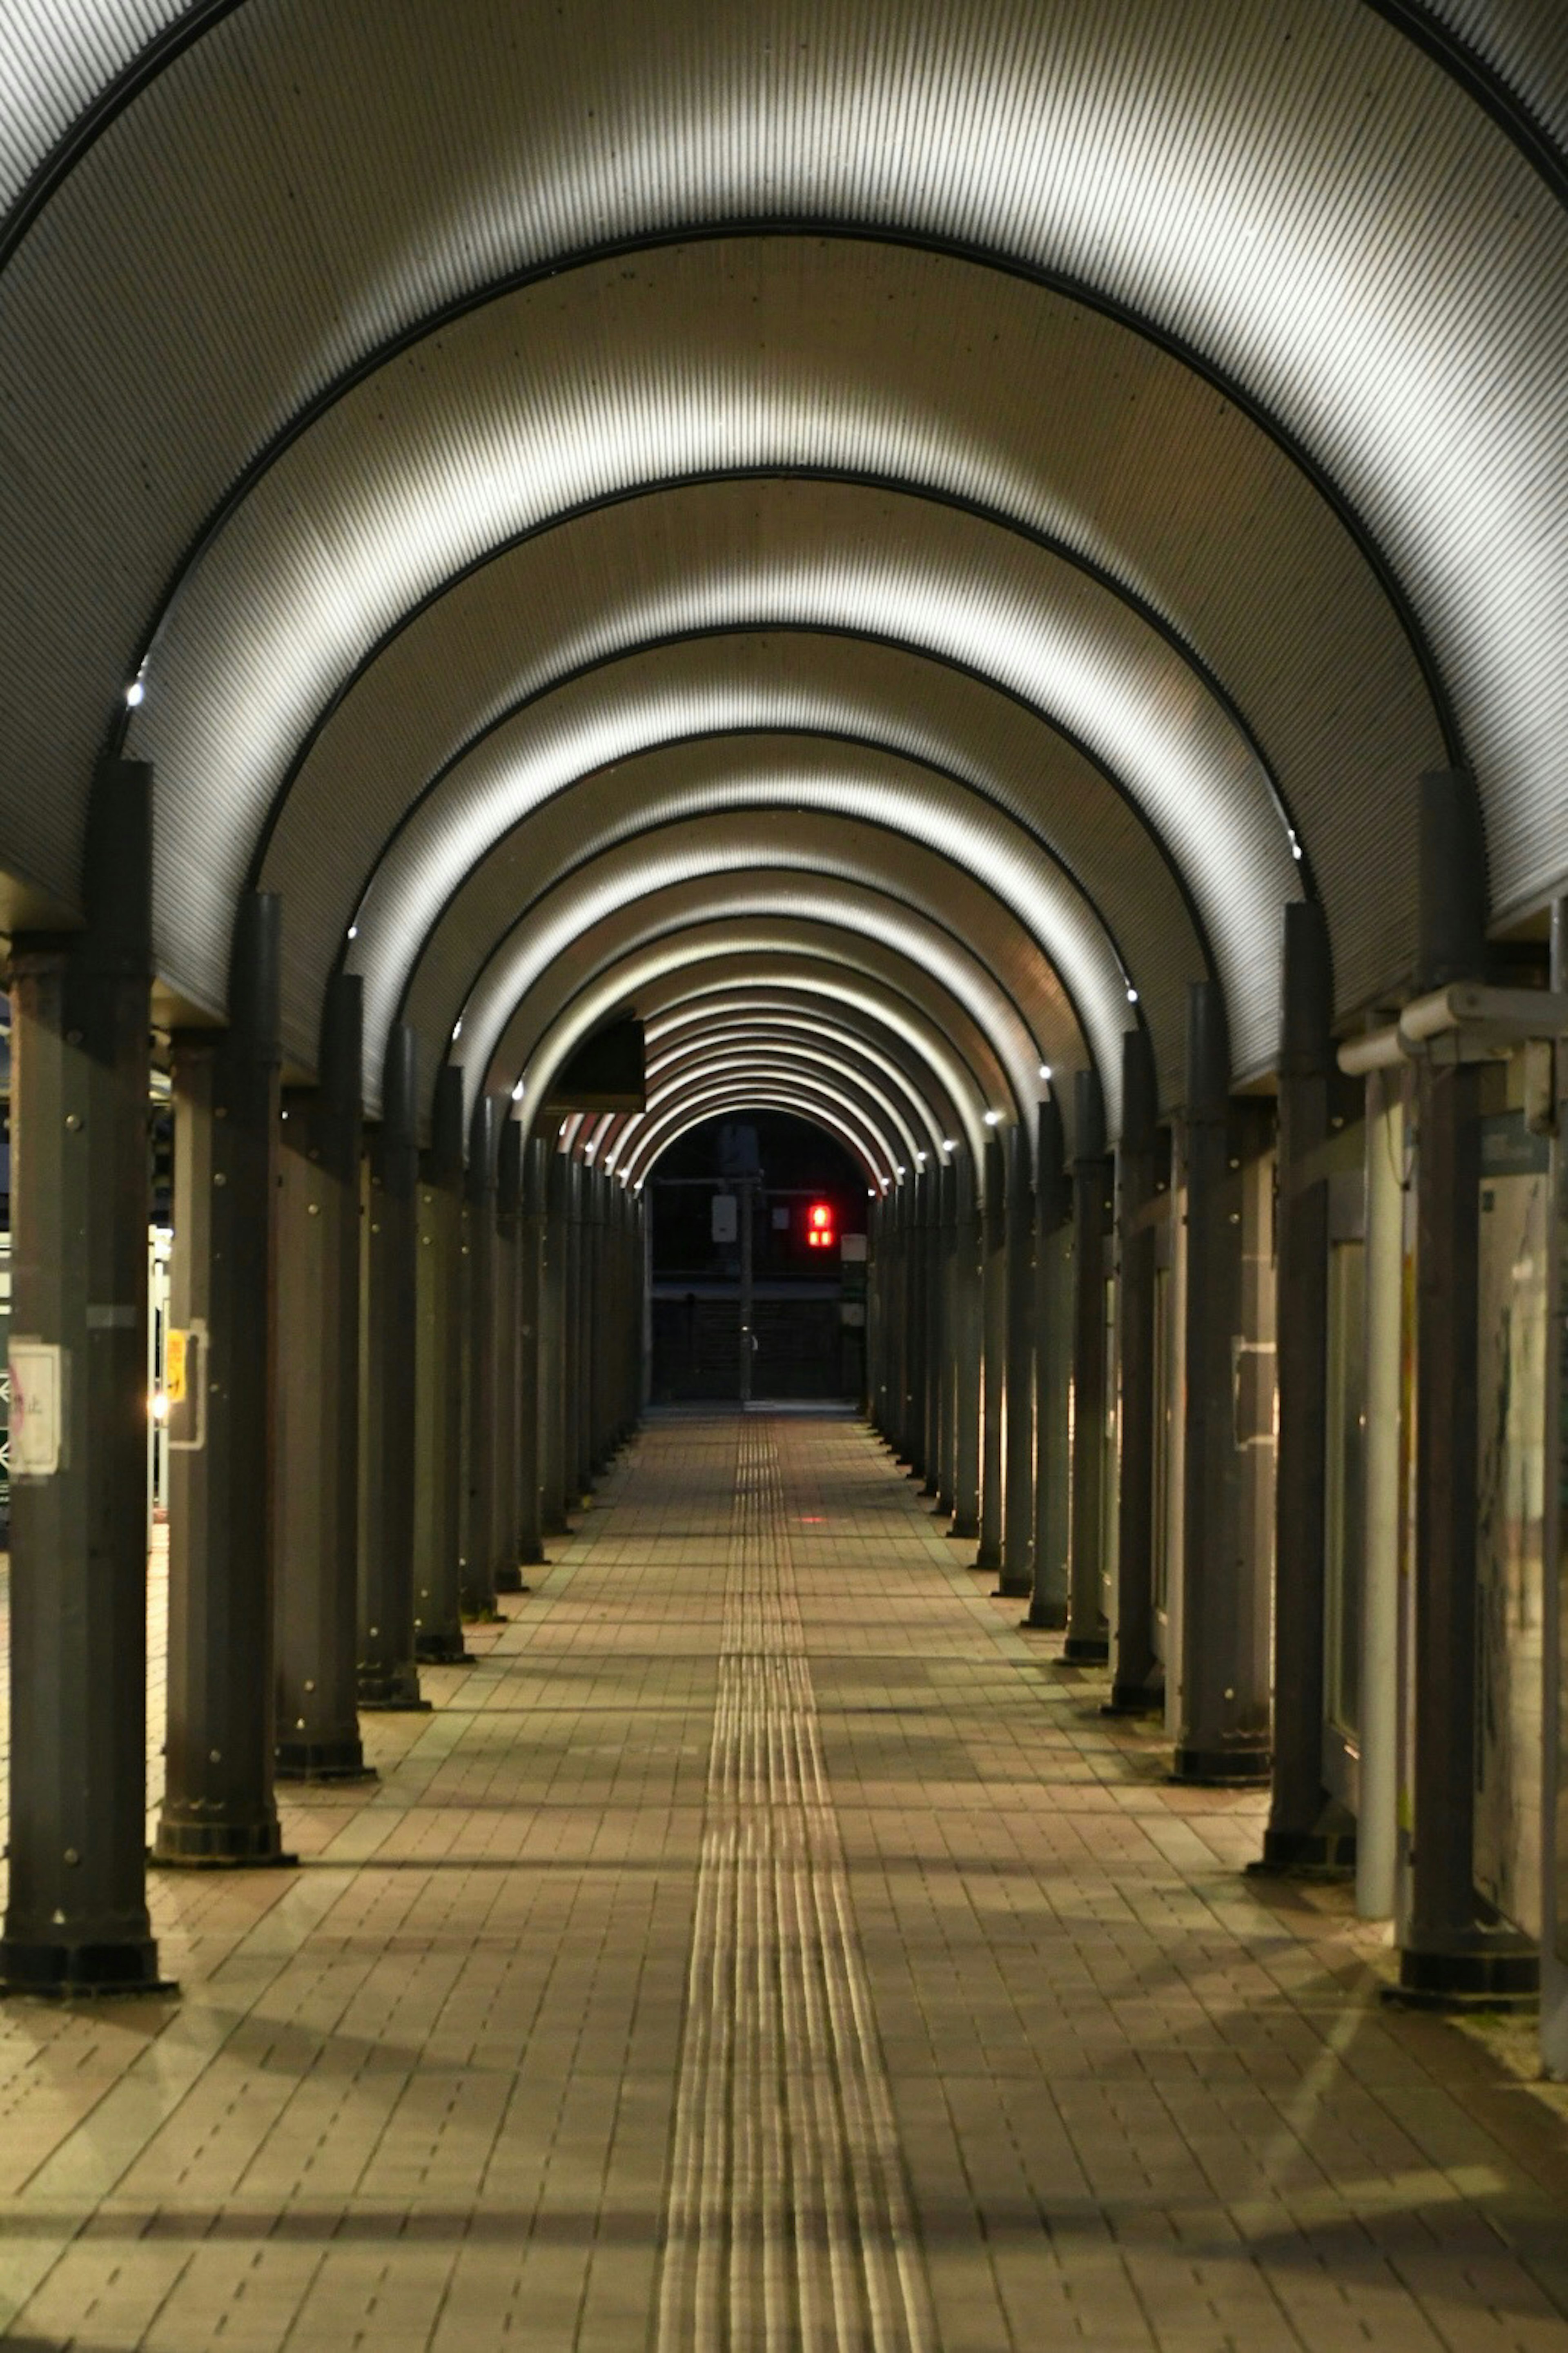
(347, 924), (358, 941)
(1038, 1063), (1053, 1081)
(1126, 987), (1139, 1005)
(915, 1150), (927, 1162)
(452, 1018), (463, 1039)
(125, 679), (144, 709)
(511, 1079), (524, 1102)
(942, 1138), (957, 1152)
(983, 1110), (1001, 1126)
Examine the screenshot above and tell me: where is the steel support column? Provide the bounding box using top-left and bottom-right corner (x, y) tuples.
(922, 1170), (943, 1493)
(515, 1136), (548, 1568)
(999, 1123), (1036, 1597)
(2, 760), (167, 1991)
(156, 894), (289, 1866)
(1065, 1070), (1111, 1664)
(413, 1067), (468, 1663)
(492, 1117), (524, 1593)
(951, 1151), (982, 1542)
(1258, 903), (1354, 1865)
(1107, 1032), (1163, 1711)
(1026, 1097), (1071, 1629)
(935, 1158), (958, 1517)
(357, 1024), (425, 1711)
(1395, 770), (1537, 2007)
(1172, 982), (1271, 1784)
(539, 1152), (569, 1534)
(275, 974), (369, 1782)
(460, 1096), (499, 1621)
(977, 1136), (1006, 1573)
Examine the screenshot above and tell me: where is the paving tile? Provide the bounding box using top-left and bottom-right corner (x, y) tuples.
(2, 1414), (1568, 2348)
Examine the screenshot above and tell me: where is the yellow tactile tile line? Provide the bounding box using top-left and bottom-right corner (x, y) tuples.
(654, 1412), (933, 2351)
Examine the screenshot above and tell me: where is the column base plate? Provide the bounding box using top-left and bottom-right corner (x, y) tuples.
(0, 1937), (176, 2001)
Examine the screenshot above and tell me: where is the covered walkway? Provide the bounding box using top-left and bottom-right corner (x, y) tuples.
(3, 1410), (1567, 2352)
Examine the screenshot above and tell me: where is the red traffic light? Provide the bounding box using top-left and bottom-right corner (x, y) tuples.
(804, 1201), (835, 1249)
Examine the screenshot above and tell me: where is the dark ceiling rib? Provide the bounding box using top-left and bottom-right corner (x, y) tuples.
(294, 626), (1217, 1004)
(0, 2), (249, 276)
(338, 714), (1177, 1005)
(495, 931), (1007, 1133)
(1360, 1), (1568, 210)
(398, 807), (1101, 1086)
(89, 224), (1462, 788)
(248, 482), (1299, 910)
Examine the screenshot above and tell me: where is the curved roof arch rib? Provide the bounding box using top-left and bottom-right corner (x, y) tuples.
(390, 743), (1132, 1119)
(644, 1021), (950, 1161)
(624, 1052), (912, 1183)
(1, 5), (1564, 1034)
(323, 615), (1204, 1105)
(421, 835), (1078, 1144)
(637, 989), (974, 1163)
(628, 1089), (891, 1191)
(499, 923), (1025, 1168)
(636, 1038), (933, 1174)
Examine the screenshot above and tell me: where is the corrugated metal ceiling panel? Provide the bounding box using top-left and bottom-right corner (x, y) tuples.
(2, 0), (1562, 1020)
(645, 992), (972, 1149)
(0, 1), (186, 223)
(508, 928), (1016, 1165)
(278, 500), (1209, 1088)
(136, 249), (1307, 1074)
(1422, 0), (1568, 152)
(392, 736), (1127, 1127)
(438, 828), (1075, 1143)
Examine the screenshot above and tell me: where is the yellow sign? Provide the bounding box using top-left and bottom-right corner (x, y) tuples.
(165, 1328), (189, 1406)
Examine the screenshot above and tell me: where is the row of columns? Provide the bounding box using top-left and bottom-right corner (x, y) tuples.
(866, 1010), (1270, 1788)
(0, 771), (644, 1993)
(867, 771), (1559, 2013)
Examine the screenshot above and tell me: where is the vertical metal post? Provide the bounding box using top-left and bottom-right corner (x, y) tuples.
(412, 1067), (468, 1663)
(935, 1159), (958, 1514)
(1543, 898), (1568, 2074)
(739, 1170), (755, 1407)
(2, 760), (167, 1990)
(492, 1116), (523, 1592)
(1259, 903), (1352, 1863)
(999, 1122), (1036, 1595)
(516, 1136), (548, 1569)
(1108, 1031), (1162, 1709)
(904, 1174), (926, 1478)
(1172, 981), (1271, 1783)
(275, 974), (368, 1781)
(1394, 770), (1535, 2007)
(539, 1150), (569, 1535)
(951, 1151), (982, 1541)
(921, 1168), (942, 1492)
(1356, 1063), (1404, 1918)
(1066, 1069), (1111, 1663)
(461, 1095), (499, 1619)
(357, 1023), (425, 1711)
(977, 1136), (1006, 1572)
(156, 893), (290, 1865)
(1027, 1096), (1071, 1629)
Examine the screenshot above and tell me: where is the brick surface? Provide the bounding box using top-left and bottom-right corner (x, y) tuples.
(2, 1409), (1567, 2349)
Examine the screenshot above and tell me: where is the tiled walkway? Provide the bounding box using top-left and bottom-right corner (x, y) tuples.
(4, 1410), (1568, 2350)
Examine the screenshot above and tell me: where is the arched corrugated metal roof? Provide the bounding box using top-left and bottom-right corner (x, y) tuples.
(641, 1039), (931, 1172)
(394, 744), (1127, 1116)
(631, 1050), (911, 1180)
(646, 1021), (948, 1160)
(433, 830), (1082, 1136)
(626, 1089), (890, 1190)
(643, 990), (974, 1154)
(509, 926), (1020, 1164)
(323, 622), (1203, 1100)
(2, 0), (1566, 1113)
